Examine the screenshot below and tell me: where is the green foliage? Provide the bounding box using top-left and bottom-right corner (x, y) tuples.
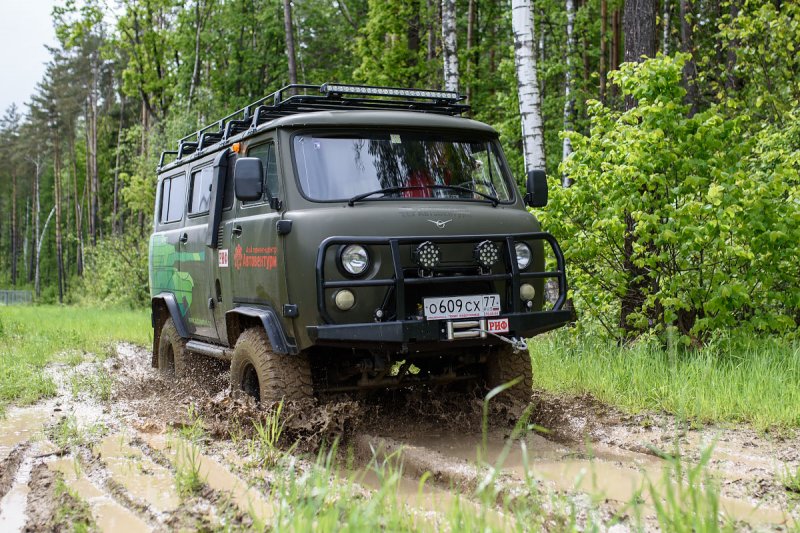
(79, 232), (149, 308)
(545, 54), (799, 341)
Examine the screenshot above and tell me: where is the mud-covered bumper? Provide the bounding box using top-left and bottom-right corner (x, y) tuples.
(307, 309), (572, 345)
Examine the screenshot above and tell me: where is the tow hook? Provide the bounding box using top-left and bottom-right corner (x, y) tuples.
(478, 330), (528, 353)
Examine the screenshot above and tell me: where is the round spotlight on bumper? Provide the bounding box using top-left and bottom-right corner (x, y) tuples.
(474, 240), (500, 270)
(414, 241), (441, 270)
(520, 283), (536, 302)
(334, 289), (356, 310)
(514, 242), (532, 270)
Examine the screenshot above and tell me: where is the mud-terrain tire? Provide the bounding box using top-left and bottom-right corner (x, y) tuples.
(157, 318), (192, 378)
(230, 328), (313, 403)
(485, 345), (533, 403)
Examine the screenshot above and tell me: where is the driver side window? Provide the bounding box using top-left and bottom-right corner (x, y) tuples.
(246, 142), (279, 204)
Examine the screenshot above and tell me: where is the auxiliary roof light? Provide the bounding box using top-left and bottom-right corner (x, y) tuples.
(474, 240), (500, 270)
(321, 83), (461, 101)
(414, 241), (441, 270)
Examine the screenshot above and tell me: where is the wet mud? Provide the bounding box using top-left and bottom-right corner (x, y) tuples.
(0, 341), (797, 531)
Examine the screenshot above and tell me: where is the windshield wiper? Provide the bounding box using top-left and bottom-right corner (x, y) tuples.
(347, 184), (500, 207)
(347, 186), (418, 206)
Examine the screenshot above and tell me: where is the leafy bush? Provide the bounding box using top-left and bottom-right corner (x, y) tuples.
(543, 54), (799, 343)
(79, 232), (149, 308)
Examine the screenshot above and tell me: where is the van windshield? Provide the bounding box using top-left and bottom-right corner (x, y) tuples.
(292, 131), (514, 203)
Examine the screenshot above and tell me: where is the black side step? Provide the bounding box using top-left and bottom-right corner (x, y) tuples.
(186, 340), (232, 362)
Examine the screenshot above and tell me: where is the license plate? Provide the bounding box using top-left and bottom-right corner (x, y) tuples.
(423, 294), (501, 320)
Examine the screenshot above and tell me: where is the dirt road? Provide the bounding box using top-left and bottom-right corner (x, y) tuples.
(0, 343), (797, 531)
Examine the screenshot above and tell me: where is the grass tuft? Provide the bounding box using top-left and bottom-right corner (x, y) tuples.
(529, 329), (800, 430)
(0, 305), (149, 414)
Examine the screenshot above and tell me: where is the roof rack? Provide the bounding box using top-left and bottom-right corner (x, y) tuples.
(159, 83), (468, 170)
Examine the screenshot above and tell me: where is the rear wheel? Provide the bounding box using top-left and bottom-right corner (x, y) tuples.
(157, 318), (190, 378)
(230, 328), (314, 403)
(485, 344), (533, 403)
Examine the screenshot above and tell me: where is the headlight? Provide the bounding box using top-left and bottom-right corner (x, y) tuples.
(340, 245), (369, 276)
(515, 242), (532, 270)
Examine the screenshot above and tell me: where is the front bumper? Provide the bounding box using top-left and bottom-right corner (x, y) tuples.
(307, 309), (572, 345)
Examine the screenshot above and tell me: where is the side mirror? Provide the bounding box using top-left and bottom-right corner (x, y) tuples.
(234, 157), (263, 202)
(524, 169), (548, 208)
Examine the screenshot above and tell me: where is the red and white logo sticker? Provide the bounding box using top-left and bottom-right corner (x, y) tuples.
(487, 318), (509, 333)
(219, 249), (229, 268)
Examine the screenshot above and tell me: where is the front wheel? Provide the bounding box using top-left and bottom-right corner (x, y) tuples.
(156, 318), (191, 377)
(485, 344), (533, 403)
(230, 328), (314, 403)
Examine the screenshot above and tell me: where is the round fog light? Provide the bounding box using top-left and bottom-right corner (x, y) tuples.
(520, 283), (536, 302)
(334, 290), (356, 311)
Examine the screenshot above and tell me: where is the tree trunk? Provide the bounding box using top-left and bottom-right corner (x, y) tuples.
(188, 0), (203, 105)
(427, 0), (436, 63)
(30, 156), (41, 286)
(35, 207), (55, 299)
(24, 196), (30, 282)
(90, 66), (101, 244)
(600, 0), (607, 102)
(113, 94), (125, 236)
(662, 0), (670, 54)
(623, 0), (657, 64)
(441, 0), (459, 92)
(511, 0), (546, 172)
(466, 0), (476, 103)
(68, 130), (83, 277)
(283, 0), (298, 85)
(562, 0), (576, 186)
(54, 137), (65, 303)
(11, 167), (17, 286)
(620, 0), (657, 335)
(680, 0), (699, 115)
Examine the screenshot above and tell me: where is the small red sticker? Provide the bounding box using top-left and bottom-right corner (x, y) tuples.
(219, 249), (229, 268)
(487, 318), (509, 333)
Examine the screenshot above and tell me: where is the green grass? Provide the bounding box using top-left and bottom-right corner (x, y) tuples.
(529, 329), (800, 431)
(0, 305), (150, 414)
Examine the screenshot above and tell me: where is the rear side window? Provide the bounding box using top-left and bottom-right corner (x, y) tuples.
(188, 166), (213, 215)
(159, 173), (186, 223)
(246, 142), (279, 203)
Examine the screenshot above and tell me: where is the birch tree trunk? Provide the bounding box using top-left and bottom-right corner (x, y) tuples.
(511, 0), (546, 172)
(283, 0), (298, 85)
(562, 0), (576, 186)
(441, 0), (459, 92)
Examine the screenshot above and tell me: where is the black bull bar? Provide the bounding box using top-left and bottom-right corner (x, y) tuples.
(308, 232), (571, 344)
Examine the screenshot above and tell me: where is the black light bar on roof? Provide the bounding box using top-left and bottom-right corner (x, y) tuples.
(320, 83), (462, 102)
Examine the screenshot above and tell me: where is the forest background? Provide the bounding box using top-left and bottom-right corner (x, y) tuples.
(0, 0), (797, 345)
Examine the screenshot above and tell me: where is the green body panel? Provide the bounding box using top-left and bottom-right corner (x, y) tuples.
(149, 110), (553, 352)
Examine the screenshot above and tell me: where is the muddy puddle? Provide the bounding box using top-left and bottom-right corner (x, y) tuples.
(0, 342), (797, 531)
(375, 428), (793, 526)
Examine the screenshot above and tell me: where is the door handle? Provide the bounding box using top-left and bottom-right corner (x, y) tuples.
(232, 225), (243, 238)
(179, 233), (188, 244)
